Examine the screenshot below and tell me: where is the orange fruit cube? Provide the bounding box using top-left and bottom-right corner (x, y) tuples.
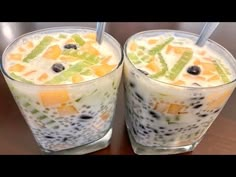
(38, 73), (48, 81)
(100, 112), (110, 121)
(43, 45), (62, 59)
(72, 73), (83, 83)
(57, 105), (78, 116)
(8, 53), (22, 61)
(146, 59), (159, 73)
(129, 42), (138, 51)
(92, 64), (116, 77)
(8, 64), (25, 72)
(148, 39), (158, 45)
(167, 104), (186, 114)
(39, 89), (70, 107)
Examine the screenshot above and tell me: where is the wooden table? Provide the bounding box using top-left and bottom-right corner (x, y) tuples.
(1, 22), (236, 155)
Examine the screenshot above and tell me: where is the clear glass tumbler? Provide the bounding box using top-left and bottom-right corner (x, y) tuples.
(0, 27), (123, 154)
(123, 30), (236, 155)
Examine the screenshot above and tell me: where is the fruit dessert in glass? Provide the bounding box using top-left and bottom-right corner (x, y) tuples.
(1, 27), (123, 154)
(123, 30), (236, 154)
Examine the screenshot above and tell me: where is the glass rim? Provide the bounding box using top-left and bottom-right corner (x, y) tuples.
(124, 29), (236, 90)
(0, 26), (124, 87)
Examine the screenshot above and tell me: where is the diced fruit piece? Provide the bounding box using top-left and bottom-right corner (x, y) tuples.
(127, 53), (141, 64)
(207, 75), (220, 81)
(166, 50), (193, 80)
(166, 45), (172, 54)
(43, 45), (62, 59)
(62, 49), (80, 58)
(129, 41), (138, 51)
(39, 89), (70, 107)
(214, 60), (230, 83)
(150, 53), (168, 79)
(23, 70), (36, 76)
(193, 59), (201, 65)
(57, 105), (78, 116)
(9, 73), (33, 84)
(46, 62), (89, 84)
(84, 33), (96, 40)
(26, 41), (34, 48)
(167, 104), (186, 114)
(38, 73), (48, 81)
(149, 37), (174, 55)
(92, 64), (116, 77)
(146, 59), (159, 72)
(81, 44), (100, 56)
(52, 63), (65, 73)
(148, 39), (158, 45)
(202, 69), (214, 75)
(80, 52), (99, 64)
(80, 69), (92, 76)
(18, 47), (25, 52)
(23, 36), (53, 62)
(140, 55), (151, 62)
(201, 62), (216, 71)
(207, 89), (233, 109)
(8, 64), (25, 72)
(8, 53), (22, 61)
(59, 34), (67, 38)
(165, 45), (190, 55)
(187, 65), (201, 75)
(100, 112), (110, 121)
(137, 51), (144, 56)
(172, 80), (185, 86)
(65, 38), (75, 44)
(101, 56), (112, 64)
(199, 50), (206, 55)
(154, 102), (168, 112)
(64, 44), (77, 50)
(72, 34), (85, 46)
(173, 47), (191, 54)
(72, 73), (83, 83)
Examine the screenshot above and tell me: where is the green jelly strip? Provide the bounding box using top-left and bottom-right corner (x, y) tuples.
(31, 109), (39, 114)
(62, 49), (80, 58)
(45, 62), (89, 84)
(80, 52), (99, 64)
(127, 53), (141, 64)
(80, 69), (93, 76)
(62, 50), (99, 64)
(23, 102), (31, 107)
(38, 115), (47, 120)
(59, 34), (67, 38)
(72, 34), (85, 46)
(149, 37), (174, 55)
(9, 73), (33, 84)
(75, 97), (82, 102)
(214, 60), (230, 83)
(23, 36), (53, 63)
(140, 55), (151, 62)
(166, 50), (193, 81)
(149, 53), (168, 79)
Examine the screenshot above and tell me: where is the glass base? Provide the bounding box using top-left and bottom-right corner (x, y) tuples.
(127, 129), (202, 155)
(41, 128), (112, 155)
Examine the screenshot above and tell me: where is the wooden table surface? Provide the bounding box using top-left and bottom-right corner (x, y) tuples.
(1, 22), (236, 155)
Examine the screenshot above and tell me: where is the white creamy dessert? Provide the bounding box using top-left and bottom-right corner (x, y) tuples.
(124, 31), (236, 154)
(2, 28), (123, 152)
